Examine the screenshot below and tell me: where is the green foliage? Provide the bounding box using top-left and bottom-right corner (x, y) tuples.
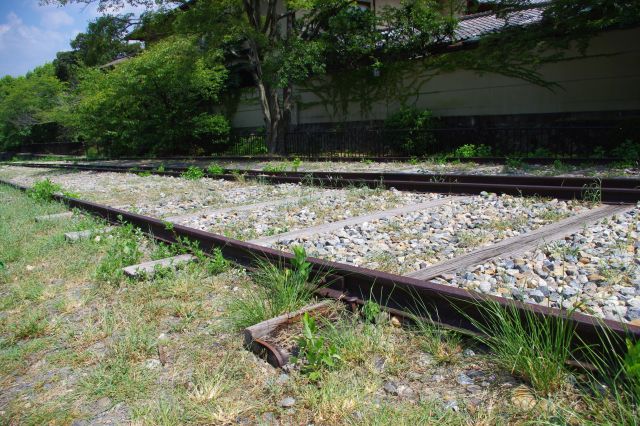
(28, 179), (63, 202)
(68, 36), (229, 156)
(504, 156), (524, 171)
(466, 302), (575, 396)
(206, 163), (225, 175)
(612, 139), (640, 161)
(291, 157), (302, 172)
(361, 300), (382, 324)
(384, 107), (437, 156)
(624, 339), (640, 397)
(293, 313), (341, 381)
(94, 223), (142, 285)
(71, 15), (141, 67)
(181, 166), (205, 180)
(262, 163), (287, 173)
(0, 65), (67, 151)
(228, 246), (317, 329)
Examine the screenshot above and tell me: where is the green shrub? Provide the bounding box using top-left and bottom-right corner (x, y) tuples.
(612, 139), (640, 160)
(206, 163), (225, 175)
(291, 157), (302, 172)
(292, 313), (341, 381)
(504, 156), (524, 170)
(361, 300), (381, 324)
(181, 166), (205, 180)
(384, 107), (437, 156)
(476, 144), (492, 157)
(453, 144), (476, 158)
(28, 179), (62, 202)
(232, 136), (268, 155)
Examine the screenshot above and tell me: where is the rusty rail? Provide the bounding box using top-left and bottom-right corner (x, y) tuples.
(2, 178), (638, 358)
(10, 162), (640, 203)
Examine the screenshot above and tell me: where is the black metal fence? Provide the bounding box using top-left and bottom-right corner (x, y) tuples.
(219, 126), (638, 159)
(14, 125), (638, 159)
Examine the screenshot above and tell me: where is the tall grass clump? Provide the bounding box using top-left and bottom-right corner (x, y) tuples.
(466, 302), (575, 396)
(575, 331), (640, 424)
(228, 246), (321, 329)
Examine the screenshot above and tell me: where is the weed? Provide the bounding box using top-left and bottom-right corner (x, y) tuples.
(453, 144), (477, 158)
(410, 311), (462, 364)
(552, 159), (571, 174)
(28, 179), (62, 202)
(291, 157), (302, 172)
(262, 163), (287, 173)
(94, 224), (143, 285)
(156, 164), (166, 173)
(409, 156), (419, 165)
(582, 178), (602, 204)
(9, 309), (49, 341)
(292, 313), (341, 381)
(231, 170), (246, 183)
(465, 302), (575, 396)
(206, 163), (225, 175)
(362, 300), (382, 324)
(504, 156), (524, 171)
(360, 158), (373, 165)
(228, 246), (319, 329)
(181, 166), (205, 180)
(137, 170), (152, 177)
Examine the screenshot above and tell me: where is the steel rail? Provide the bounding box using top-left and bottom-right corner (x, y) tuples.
(2, 178), (638, 357)
(11, 162), (640, 203)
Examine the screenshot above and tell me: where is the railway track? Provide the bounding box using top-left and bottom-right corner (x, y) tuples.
(2, 176), (638, 359)
(12, 161), (640, 203)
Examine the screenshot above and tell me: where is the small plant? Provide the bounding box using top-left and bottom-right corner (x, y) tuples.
(206, 163), (225, 175)
(156, 164), (166, 173)
(181, 166), (205, 180)
(231, 170), (246, 183)
(290, 157), (302, 172)
(476, 144), (492, 157)
(28, 179), (62, 202)
(262, 163), (287, 173)
(552, 159), (571, 173)
(582, 178), (602, 204)
(624, 338), (640, 397)
(293, 313), (341, 381)
(612, 139), (640, 160)
(453, 144), (477, 158)
(504, 156), (524, 171)
(137, 170), (152, 177)
(360, 158), (373, 165)
(409, 156), (419, 165)
(94, 224), (143, 285)
(228, 246), (319, 329)
(361, 300), (382, 324)
(411, 312), (462, 364)
(464, 302), (575, 396)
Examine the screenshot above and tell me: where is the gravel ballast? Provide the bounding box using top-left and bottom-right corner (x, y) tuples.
(444, 204), (640, 323)
(273, 193), (590, 275)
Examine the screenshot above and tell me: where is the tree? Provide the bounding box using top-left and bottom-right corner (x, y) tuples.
(0, 64), (66, 151)
(66, 36), (229, 156)
(71, 14), (142, 66)
(43, 0), (455, 153)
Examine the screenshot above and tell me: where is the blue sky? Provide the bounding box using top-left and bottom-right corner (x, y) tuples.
(0, 1), (149, 77)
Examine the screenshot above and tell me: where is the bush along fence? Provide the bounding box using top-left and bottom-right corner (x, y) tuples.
(11, 125), (640, 161)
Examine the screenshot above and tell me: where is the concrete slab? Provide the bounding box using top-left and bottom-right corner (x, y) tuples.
(35, 212), (73, 222)
(122, 254), (197, 278)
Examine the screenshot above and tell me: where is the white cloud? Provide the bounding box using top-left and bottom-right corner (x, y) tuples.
(42, 9), (74, 29)
(0, 12), (68, 76)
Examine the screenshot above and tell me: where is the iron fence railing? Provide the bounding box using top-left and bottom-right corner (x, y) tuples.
(14, 125), (638, 159)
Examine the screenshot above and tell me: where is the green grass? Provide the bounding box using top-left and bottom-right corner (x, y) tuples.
(228, 249), (319, 329)
(464, 301), (575, 396)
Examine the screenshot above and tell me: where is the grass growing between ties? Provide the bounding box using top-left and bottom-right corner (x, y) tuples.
(1, 183), (639, 425)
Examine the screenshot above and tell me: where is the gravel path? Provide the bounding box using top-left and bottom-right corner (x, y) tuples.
(272, 194), (590, 275)
(176, 187), (443, 240)
(0, 166), (315, 217)
(444, 204), (640, 324)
